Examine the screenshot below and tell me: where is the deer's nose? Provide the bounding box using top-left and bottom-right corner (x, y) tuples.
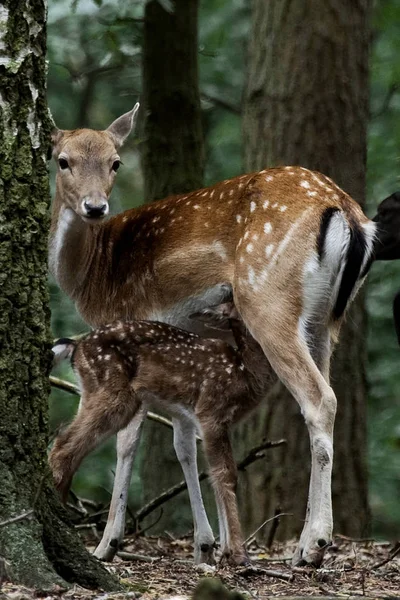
(82, 200), (109, 218)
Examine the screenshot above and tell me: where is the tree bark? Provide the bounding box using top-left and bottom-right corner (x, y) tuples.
(239, 0), (371, 540)
(0, 0), (119, 590)
(139, 0), (207, 533)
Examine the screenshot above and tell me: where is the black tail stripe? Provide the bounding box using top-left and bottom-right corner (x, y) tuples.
(333, 221), (367, 319)
(317, 207), (341, 261)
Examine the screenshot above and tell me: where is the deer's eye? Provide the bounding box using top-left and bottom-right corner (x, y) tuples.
(112, 160), (121, 172)
(58, 158), (69, 170)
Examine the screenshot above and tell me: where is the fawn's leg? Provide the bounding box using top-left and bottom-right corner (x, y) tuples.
(172, 415), (215, 564)
(200, 419), (248, 565)
(94, 405), (147, 561)
(49, 389), (141, 502)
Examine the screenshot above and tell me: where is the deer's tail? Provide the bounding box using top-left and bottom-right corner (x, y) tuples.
(52, 338), (77, 366)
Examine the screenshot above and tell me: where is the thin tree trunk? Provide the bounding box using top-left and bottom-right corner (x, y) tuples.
(139, 0), (206, 533)
(239, 0), (371, 540)
(0, 0), (119, 589)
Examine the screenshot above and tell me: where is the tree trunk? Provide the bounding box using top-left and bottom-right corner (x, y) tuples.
(239, 0), (371, 540)
(139, 0), (207, 534)
(0, 0), (119, 590)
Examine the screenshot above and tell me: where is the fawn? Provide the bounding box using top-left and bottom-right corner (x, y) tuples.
(50, 302), (276, 565)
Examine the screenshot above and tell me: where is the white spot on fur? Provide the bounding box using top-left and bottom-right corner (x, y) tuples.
(265, 175), (273, 182)
(280, 205), (287, 211)
(246, 243), (254, 253)
(265, 244), (274, 257)
(236, 214), (242, 223)
(264, 222), (272, 234)
(300, 180), (311, 189)
(248, 266), (256, 287)
(250, 201), (256, 212)
(263, 200), (269, 209)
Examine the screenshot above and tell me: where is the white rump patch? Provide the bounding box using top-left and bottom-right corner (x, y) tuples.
(299, 211), (350, 342)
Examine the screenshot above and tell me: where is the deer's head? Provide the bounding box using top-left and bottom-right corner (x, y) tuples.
(51, 103), (139, 222)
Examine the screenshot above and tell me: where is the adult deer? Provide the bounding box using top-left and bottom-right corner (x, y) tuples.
(49, 104), (376, 567)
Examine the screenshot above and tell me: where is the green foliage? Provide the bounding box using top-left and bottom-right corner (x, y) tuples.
(47, 0), (400, 537)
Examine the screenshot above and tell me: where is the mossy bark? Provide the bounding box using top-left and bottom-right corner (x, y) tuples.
(239, 0), (371, 540)
(0, 0), (119, 590)
(140, 0), (207, 533)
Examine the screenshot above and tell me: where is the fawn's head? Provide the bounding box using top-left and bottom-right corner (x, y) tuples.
(51, 103), (139, 221)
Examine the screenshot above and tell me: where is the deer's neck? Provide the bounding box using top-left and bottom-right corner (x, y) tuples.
(49, 188), (101, 299)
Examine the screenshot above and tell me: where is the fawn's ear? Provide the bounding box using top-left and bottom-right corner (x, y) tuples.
(189, 302), (236, 331)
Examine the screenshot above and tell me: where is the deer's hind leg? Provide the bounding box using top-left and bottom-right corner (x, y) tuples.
(234, 256), (337, 567)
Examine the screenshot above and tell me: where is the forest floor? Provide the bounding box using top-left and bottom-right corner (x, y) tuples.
(1, 533), (400, 600)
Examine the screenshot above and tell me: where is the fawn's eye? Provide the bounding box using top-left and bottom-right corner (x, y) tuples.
(112, 160), (120, 172)
(58, 158), (69, 170)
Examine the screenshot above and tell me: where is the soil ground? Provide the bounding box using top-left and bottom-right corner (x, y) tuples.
(1, 532), (399, 599)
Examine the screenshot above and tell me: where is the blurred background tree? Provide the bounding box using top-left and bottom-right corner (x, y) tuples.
(239, 0), (370, 540)
(47, 0), (400, 541)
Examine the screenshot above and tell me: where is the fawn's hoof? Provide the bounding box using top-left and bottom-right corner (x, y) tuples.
(93, 538), (119, 562)
(292, 538), (332, 568)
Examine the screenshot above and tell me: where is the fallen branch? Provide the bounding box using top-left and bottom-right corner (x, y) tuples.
(135, 439), (286, 523)
(117, 551), (160, 563)
(243, 512), (292, 546)
(237, 565), (294, 582)
(50, 376), (191, 435)
(371, 541), (400, 570)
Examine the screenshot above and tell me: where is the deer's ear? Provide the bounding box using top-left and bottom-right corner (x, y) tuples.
(51, 127), (64, 147)
(106, 103), (140, 149)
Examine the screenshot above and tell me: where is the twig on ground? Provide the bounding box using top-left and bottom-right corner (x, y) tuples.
(117, 551), (161, 563)
(371, 541), (400, 570)
(244, 512), (292, 546)
(237, 565), (294, 582)
(135, 439), (286, 523)
(134, 509), (164, 537)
